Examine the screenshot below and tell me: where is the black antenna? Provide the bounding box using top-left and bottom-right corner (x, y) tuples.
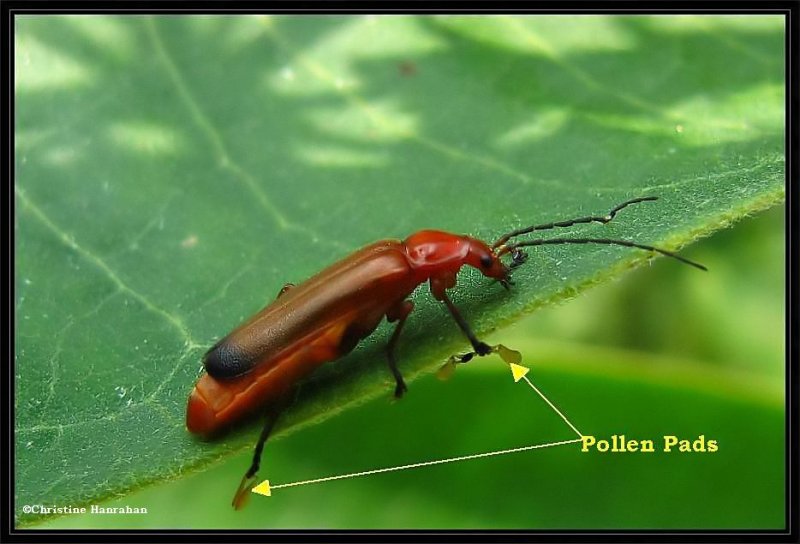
(499, 237), (707, 271)
(492, 196), (659, 249)
(491, 196), (706, 271)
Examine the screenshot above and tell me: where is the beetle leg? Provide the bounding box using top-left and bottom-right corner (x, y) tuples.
(385, 299), (415, 399)
(231, 388), (297, 510)
(439, 290), (492, 357)
(275, 282), (295, 299)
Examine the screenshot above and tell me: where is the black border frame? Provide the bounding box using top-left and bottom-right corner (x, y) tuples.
(3, 2), (797, 542)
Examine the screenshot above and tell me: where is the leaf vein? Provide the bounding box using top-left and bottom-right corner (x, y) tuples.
(145, 17), (349, 253)
(15, 185), (201, 350)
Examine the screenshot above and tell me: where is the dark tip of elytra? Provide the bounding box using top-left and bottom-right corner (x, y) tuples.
(204, 341), (253, 379)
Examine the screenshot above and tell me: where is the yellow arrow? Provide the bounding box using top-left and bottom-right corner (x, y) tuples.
(509, 362), (530, 382)
(249, 354), (584, 500)
(250, 437), (583, 498)
(251, 479), (271, 497)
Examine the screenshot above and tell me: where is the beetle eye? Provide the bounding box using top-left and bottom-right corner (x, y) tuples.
(480, 255), (493, 268)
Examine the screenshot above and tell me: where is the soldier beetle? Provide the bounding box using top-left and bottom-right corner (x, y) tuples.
(185, 196), (705, 509)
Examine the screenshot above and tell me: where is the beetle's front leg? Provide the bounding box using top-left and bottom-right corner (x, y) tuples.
(385, 299), (415, 399)
(434, 291), (523, 380)
(438, 289), (492, 357)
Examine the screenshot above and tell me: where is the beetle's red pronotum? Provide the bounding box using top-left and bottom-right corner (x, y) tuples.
(185, 196), (705, 509)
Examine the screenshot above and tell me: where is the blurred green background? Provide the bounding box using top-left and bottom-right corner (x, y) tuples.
(16, 14), (784, 529)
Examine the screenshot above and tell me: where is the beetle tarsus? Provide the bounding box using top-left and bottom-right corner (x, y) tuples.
(394, 379), (408, 399)
(451, 345), (491, 365)
(475, 341), (492, 356)
(443, 342), (522, 378)
(457, 352), (475, 363)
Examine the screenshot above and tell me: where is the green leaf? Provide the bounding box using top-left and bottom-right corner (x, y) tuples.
(33, 347), (785, 529)
(15, 15), (783, 527)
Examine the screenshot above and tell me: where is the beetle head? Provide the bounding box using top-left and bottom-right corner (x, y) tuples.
(463, 237), (510, 282)
(404, 230), (513, 288)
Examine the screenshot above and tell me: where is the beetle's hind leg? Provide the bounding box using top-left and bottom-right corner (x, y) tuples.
(232, 388), (297, 510)
(385, 300), (415, 399)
